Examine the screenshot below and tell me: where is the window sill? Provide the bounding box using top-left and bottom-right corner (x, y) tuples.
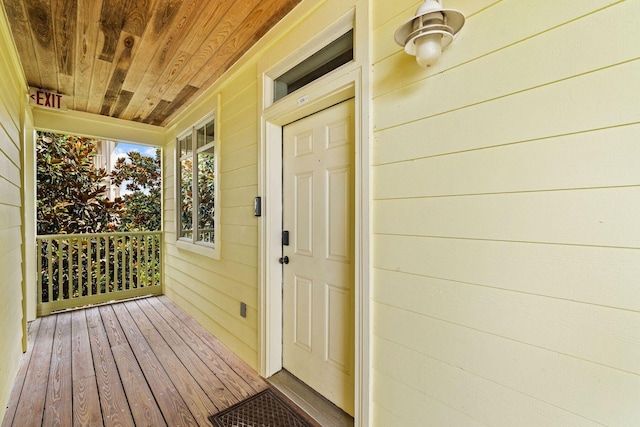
(175, 239), (220, 260)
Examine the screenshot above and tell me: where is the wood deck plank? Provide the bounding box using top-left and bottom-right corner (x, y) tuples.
(11, 314), (56, 427)
(99, 305), (167, 427)
(122, 300), (218, 426)
(110, 303), (198, 427)
(71, 310), (103, 426)
(3, 297), (268, 427)
(71, 311), (96, 380)
(156, 295), (269, 393)
(72, 377), (103, 427)
(1, 318), (41, 427)
(136, 299), (247, 405)
(85, 307), (135, 427)
(43, 313), (72, 427)
(98, 304), (128, 347)
(145, 297), (258, 400)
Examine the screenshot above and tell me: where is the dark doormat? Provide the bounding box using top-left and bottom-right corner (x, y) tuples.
(208, 388), (319, 427)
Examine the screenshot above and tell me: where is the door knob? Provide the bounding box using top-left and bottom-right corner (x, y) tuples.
(279, 256), (289, 264)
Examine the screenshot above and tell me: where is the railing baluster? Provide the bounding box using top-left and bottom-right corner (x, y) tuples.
(137, 233), (142, 288)
(79, 238), (83, 297)
(68, 237), (74, 300)
(159, 233), (162, 287)
(104, 236), (109, 294)
(121, 235), (126, 290)
(88, 236), (93, 296)
(97, 236), (102, 294)
(140, 234), (145, 287)
(58, 239), (64, 299)
(46, 238), (53, 302)
(96, 237), (100, 294)
(145, 234), (150, 287)
(37, 239), (43, 305)
(112, 235), (118, 293)
(98, 238), (101, 294)
(151, 235), (156, 287)
(80, 237), (85, 297)
(128, 235), (133, 290)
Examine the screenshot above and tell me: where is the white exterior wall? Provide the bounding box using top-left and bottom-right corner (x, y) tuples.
(0, 5), (28, 421)
(163, 62), (263, 367)
(3, 1), (639, 425)
(371, 0), (640, 425)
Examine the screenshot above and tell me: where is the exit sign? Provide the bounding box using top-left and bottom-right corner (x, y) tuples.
(29, 87), (67, 111)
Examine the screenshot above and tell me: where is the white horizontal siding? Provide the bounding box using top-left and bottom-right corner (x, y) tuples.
(375, 59), (640, 164)
(374, 268), (640, 376)
(374, 334), (601, 427)
(163, 62), (261, 368)
(374, 187), (640, 248)
(374, 126), (640, 196)
(373, 367), (486, 427)
(375, 302), (638, 426)
(371, 0), (640, 425)
(374, 234), (640, 311)
(0, 5), (25, 422)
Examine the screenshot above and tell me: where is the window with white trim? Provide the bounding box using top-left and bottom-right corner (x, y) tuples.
(273, 29), (353, 103)
(177, 115), (219, 256)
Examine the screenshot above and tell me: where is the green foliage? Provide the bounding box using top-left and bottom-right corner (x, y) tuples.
(111, 149), (162, 231)
(36, 133), (162, 305)
(36, 132), (122, 235)
(179, 152), (216, 241)
(180, 157), (193, 235)
(197, 153), (216, 234)
(37, 132), (162, 234)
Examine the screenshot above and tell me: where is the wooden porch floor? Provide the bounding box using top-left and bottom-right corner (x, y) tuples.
(1, 296), (269, 427)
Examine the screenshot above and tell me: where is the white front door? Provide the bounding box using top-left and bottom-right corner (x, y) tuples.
(282, 99), (355, 415)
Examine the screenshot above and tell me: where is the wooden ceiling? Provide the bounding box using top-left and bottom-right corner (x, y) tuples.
(2, 0), (301, 126)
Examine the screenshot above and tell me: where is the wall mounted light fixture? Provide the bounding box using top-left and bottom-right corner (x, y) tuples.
(394, 0), (465, 67)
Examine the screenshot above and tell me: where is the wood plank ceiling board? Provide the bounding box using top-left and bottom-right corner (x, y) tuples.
(25, 0), (58, 90)
(73, 0), (102, 111)
(120, 0), (208, 122)
(51, 0), (76, 96)
(161, 0), (302, 125)
(3, 0), (40, 86)
(118, 0), (195, 109)
(1, 0), (303, 126)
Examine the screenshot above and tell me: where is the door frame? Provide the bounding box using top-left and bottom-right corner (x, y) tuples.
(258, 53), (370, 426)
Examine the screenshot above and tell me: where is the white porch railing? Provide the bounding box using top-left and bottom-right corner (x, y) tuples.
(36, 231), (162, 316)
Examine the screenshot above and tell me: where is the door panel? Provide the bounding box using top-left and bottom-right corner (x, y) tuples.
(327, 166), (351, 262)
(282, 99), (355, 415)
(295, 172), (314, 256)
(326, 283), (351, 372)
(294, 276), (313, 351)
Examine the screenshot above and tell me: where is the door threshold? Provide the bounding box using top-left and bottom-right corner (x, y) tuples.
(268, 370), (354, 427)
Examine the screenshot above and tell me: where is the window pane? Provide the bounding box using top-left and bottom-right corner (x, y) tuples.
(197, 145), (215, 243)
(205, 120), (214, 144)
(180, 135), (192, 157)
(196, 125), (206, 149)
(180, 156), (193, 238)
(274, 30), (353, 102)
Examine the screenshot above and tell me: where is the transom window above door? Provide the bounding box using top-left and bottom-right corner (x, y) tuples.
(273, 29), (353, 103)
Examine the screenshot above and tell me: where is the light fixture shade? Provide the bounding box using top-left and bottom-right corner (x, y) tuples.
(394, 0), (465, 67)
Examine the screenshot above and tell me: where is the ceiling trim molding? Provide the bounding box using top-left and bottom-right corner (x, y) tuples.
(33, 108), (165, 146)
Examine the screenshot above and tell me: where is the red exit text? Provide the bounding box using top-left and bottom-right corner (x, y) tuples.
(29, 88), (67, 111)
